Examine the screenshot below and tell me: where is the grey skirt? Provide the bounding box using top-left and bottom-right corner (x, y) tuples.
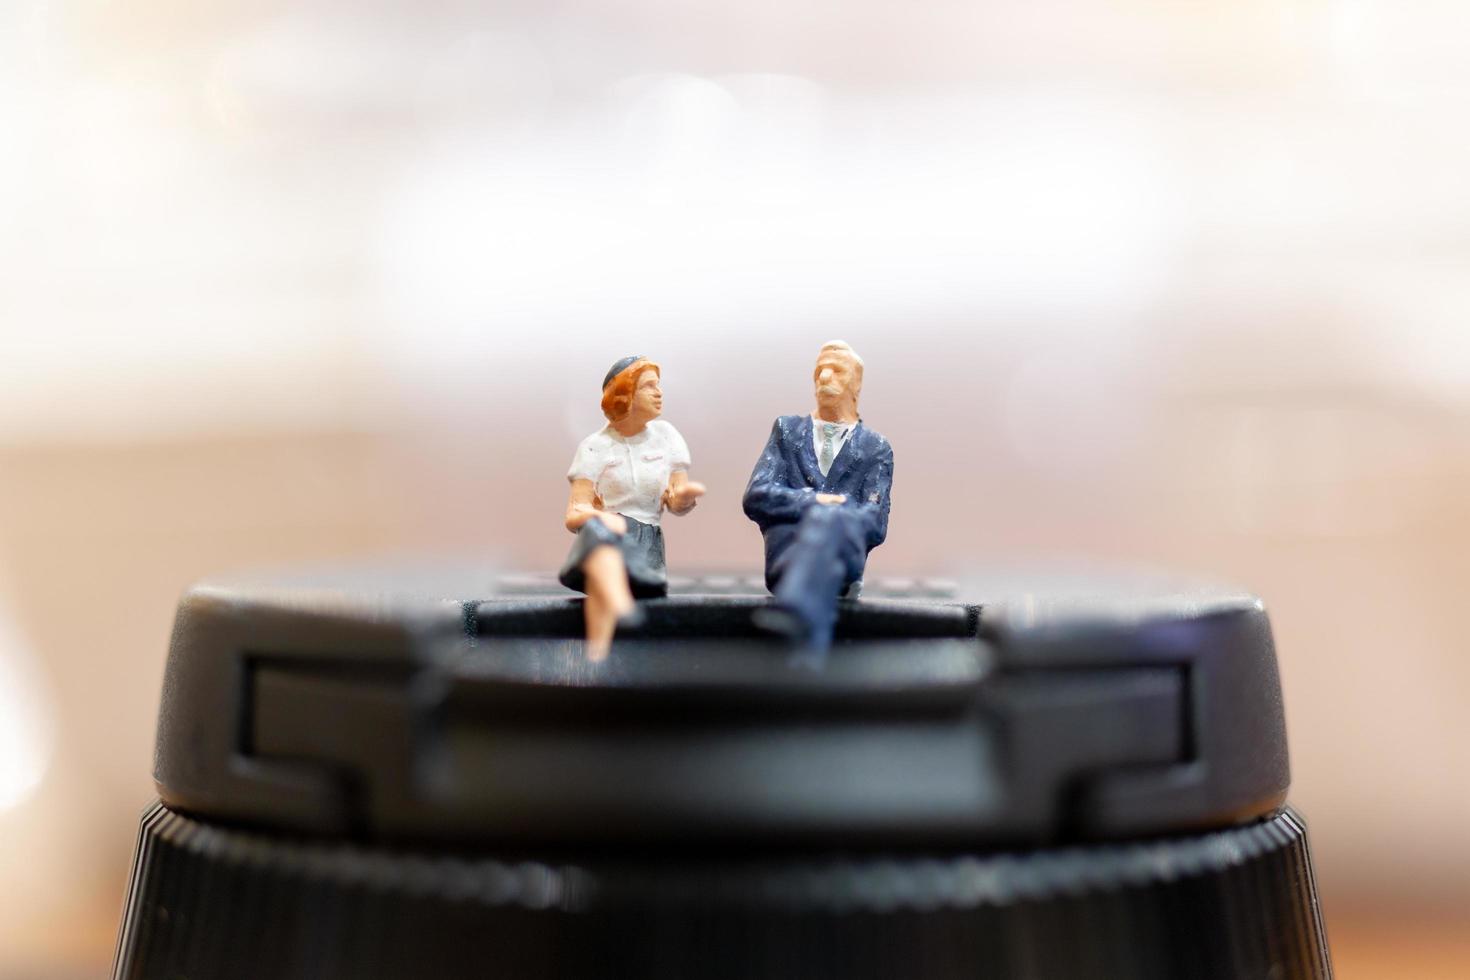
(558, 515), (668, 599)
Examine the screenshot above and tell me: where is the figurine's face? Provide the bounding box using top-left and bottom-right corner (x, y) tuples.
(628, 369), (663, 423)
(813, 352), (859, 413)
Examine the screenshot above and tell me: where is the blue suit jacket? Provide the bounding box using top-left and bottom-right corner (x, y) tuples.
(743, 415), (894, 586)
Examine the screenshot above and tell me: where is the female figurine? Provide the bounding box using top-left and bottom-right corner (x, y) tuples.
(560, 356), (705, 658)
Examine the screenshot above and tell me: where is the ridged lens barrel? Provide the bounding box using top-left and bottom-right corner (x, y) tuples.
(115, 803), (1328, 980)
(112, 568), (1333, 979)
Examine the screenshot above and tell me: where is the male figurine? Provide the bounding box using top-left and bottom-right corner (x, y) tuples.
(743, 341), (893, 651)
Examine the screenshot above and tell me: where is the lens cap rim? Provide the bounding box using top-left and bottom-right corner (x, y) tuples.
(152, 564), (1289, 847)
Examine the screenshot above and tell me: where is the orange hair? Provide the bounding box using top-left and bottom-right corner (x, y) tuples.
(600, 359), (661, 422)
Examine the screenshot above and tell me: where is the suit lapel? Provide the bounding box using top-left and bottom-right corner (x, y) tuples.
(822, 420), (863, 489)
(794, 415), (824, 489)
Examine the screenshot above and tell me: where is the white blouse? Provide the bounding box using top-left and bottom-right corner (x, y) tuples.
(566, 419), (692, 526)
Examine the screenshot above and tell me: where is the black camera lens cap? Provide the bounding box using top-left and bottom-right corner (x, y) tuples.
(153, 565), (1289, 847)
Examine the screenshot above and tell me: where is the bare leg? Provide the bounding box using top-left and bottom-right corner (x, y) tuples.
(581, 544), (635, 661)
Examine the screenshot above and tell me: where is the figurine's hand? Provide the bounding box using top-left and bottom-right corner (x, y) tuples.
(596, 512), (628, 535)
(815, 493), (847, 506)
(663, 480), (706, 516)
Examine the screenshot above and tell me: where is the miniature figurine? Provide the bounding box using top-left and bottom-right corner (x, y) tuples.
(560, 356), (705, 659)
(743, 341), (893, 652)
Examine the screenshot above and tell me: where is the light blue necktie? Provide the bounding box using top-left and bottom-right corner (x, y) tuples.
(820, 423), (839, 474)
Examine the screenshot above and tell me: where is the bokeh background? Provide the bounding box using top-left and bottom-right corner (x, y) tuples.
(2, 1), (1468, 976)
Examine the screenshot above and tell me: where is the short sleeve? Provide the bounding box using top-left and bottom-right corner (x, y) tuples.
(661, 421), (692, 471)
(567, 434), (605, 483)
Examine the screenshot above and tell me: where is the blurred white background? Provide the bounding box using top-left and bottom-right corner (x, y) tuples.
(1, 1), (1468, 976)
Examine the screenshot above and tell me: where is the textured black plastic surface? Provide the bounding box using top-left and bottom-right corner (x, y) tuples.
(152, 566), (1290, 846)
(113, 802), (1331, 980)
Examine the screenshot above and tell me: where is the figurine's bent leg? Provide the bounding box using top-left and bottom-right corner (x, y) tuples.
(581, 544), (634, 661)
(558, 518), (636, 661)
(766, 506), (866, 650)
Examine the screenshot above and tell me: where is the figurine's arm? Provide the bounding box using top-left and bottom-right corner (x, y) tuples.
(852, 441), (894, 549)
(565, 479), (627, 535)
(742, 420), (818, 529)
(663, 469), (706, 516)
(658, 422), (705, 516)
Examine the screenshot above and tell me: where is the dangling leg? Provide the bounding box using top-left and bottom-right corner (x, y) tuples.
(761, 505), (863, 654)
(581, 544), (634, 661)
